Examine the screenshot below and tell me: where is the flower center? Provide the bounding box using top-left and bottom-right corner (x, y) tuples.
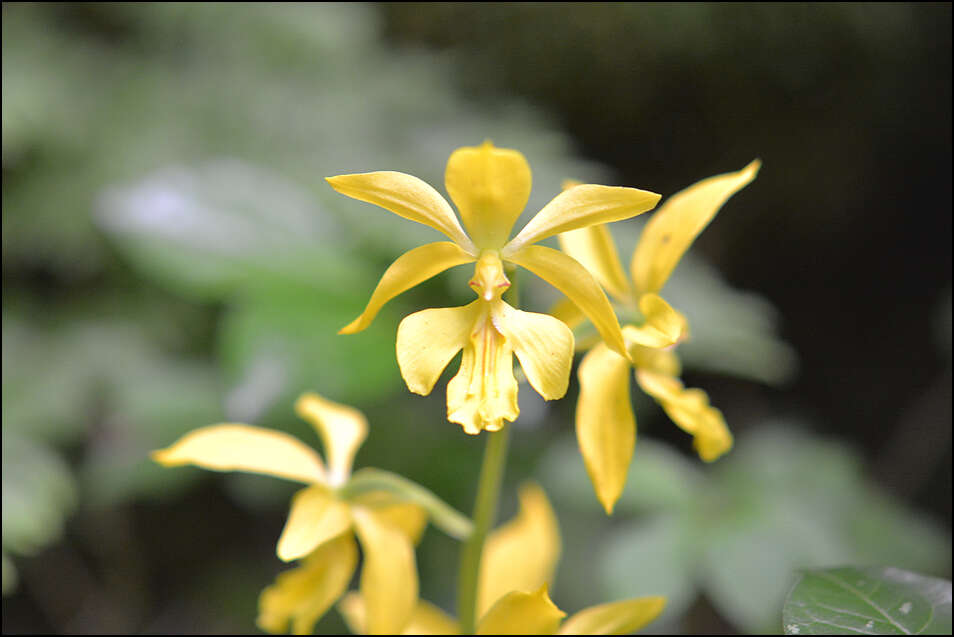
(469, 251), (510, 302)
(447, 302), (520, 434)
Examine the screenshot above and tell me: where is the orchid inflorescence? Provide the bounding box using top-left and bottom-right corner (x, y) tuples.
(154, 142), (759, 634)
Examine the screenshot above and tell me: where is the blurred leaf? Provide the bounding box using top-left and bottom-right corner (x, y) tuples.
(539, 436), (704, 516)
(80, 357), (225, 508)
(582, 425), (951, 633)
(600, 514), (700, 625)
(702, 427), (951, 632)
(2, 318), (93, 444)
(1, 551), (17, 596)
(96, 160), (366, 302)
(218, 283), (399, 417)
(1, 429), (77, 559)
(701, 503), (853, 634)
(782, 567), (952, 635)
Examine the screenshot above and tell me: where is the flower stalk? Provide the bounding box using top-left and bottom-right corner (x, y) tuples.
(457, 422), (510, 634)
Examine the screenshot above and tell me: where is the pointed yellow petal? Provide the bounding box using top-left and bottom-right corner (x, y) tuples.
(257, 533), (358, 635)
(396, 301), (482, 396)
(622, 294), (689, 349)
(476, 586), (566, 635)
(625, 330), (682, 377)
(445, 141), (532, 250)
(548, 297), (586, 331)
(492, 301), (574, 401)
(477, 484), (561, 617)
(558, 597), (666, 635)
(632, 160), (760, 294)
(337, 592), (369, 635)
(339, 594), (461, 636)
(295, 393), (368, 486)
(575, 344), (635, 515)
(506, 245), (628, 359)
(340, 242), (476, 334)
(151, 424), (326, 485)
(349, 490), (429, 545)
(635, 370), (733, 461)
(326, 171), (475, 251)
(557, 225), (632, 302)
(692, 407), (733, 462)
(504, 184), (660, 255)
(402, 599), (461, 635)
(276, 485), (353, 562)
(353, 507), (419, 635)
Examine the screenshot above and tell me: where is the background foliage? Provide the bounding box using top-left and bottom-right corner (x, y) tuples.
(3, 3), (950, 634)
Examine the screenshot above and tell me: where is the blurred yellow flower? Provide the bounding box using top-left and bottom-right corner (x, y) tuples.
(327, 142), (660, 434)
(338, 484), (666, 635)
(152, 393), (426, 635)
(557, 161), (761, 513)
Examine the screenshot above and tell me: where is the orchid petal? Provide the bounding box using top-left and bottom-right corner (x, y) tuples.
(506, 245), (628, 358)
(339, 594), (461, 636)
(557, 225), (632, 302)
(445, 141), (532, 250)
(403, 600), (462, 635)
(476, 586), (566, 636)
(294, 393), (368, 486)
(340, 242), (475, 334)
(558, 597), (666, 635)
(504, 184), (659, 255)
(326, 171), (474, 251)
(257, 533), (358, 635)
(576, 344), (635, 515)
(151, 424), (326, 485)
(396, 301), (482, 396)
(492, 302), (574, 401)
(625, 330), (682, 377)
(353, 507), (419, 635)
(477, 484), (561, 617)
(635, 370), (733, 461)
(548, 297), (586, 331)
(622, 294), (689, 349)
(632, 160), (760, 294)
(447, 318), (519, 435)
(349, 490), (429, 545)
(276, 485), (353, 562)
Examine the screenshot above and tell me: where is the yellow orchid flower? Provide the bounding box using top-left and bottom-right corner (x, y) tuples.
(338, 484), (666, 635)
(327, 142), (661, 434)
(152, 393), (427, 635)
(557, 161), (761, 514)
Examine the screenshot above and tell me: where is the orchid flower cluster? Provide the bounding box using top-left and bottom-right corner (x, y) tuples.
(154, 142), (758, 634)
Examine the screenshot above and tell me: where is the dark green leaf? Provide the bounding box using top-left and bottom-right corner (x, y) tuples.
(783, 567), (952, 635)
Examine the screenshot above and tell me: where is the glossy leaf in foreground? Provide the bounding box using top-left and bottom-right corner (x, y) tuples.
(783, 566), (952, 635)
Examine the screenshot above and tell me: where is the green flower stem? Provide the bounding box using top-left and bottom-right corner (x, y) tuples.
(457, 423), (510, 634)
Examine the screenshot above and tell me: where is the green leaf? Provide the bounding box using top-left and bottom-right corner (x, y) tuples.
(783, 567), (952, 635)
